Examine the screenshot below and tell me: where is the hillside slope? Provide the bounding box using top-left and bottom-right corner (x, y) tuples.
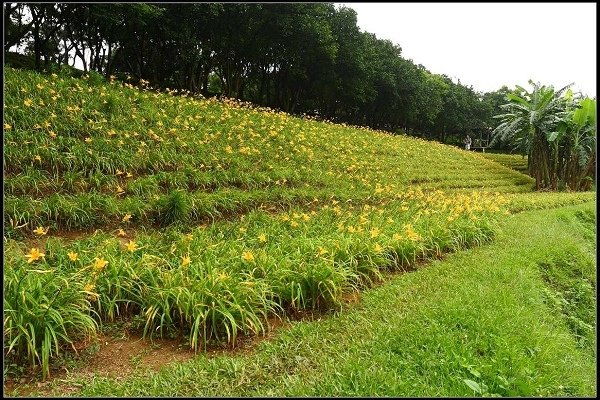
(4, 67), (534, 235)
(3, 68), (594, 381)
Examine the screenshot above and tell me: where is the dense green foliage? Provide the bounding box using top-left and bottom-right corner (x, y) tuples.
(5, 3), (499, 143)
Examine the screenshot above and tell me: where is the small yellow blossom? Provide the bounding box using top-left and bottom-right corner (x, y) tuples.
(49, 131), (57, 138)
(117, 228), (126, 237)
(373, 244), (383, 253)
(34, 154), (41, 162)
(24, 99), (33, 107)
(392, 233), (403, 241)
(33, 226), (48, 236)
(25, 248), (45, 263)
(93, 257), (108, 272)
(181, 255), (191, 267)
(317, 247), (328, 256)
(370, 227), (380, 238)
(290, 220), (299, 228)
(125, 240), (137, 252)
(122, 213), (132, 222)
(84, 137), (92, 143)
(242, 250), (255, 262)
(4, 123), (12, 130)
(83, 283), (95, 293)
(217, 272), (228, 281)
(67, 251), (79, 261)
(258, 233), (267, 243)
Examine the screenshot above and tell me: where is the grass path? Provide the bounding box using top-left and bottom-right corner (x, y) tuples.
(23, 201), (595, 397)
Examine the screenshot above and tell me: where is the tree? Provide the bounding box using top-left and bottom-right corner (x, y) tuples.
(492, 81), (571, 190)
(555, 95), (597, 190)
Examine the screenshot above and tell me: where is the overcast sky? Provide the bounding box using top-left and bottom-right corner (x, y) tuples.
(338, 2), (596, 97)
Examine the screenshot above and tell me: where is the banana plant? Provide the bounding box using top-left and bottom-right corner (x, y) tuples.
(492, 81), (570, 190)
(554, 96), (597, 190)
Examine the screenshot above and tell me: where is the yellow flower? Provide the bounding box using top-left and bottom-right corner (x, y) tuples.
(242, 250), (255, 262)
(218, 272), (228, 281)
(125, 240), (137, 252)
(258, 233), (267, 243)
(93, 257), (108, 272)
(373, 244), (383, 253)
(34, 154), (41, 162)
(4, 123), (12, 130)
(290, 220), (299, 228)
(84, 137), (92, 143)
(117, 228), (126, 237)
(67, 251), (79, 261)
(317, 247), (328, 256)
(83, 282), (95, 292)
(33, 226), (48, 236)
(405, 224), (421, 242)
(181, 255), (191, 267)
(83, 283), (99, 300)
(25, 248), (45, 263)
(49, 131), (57, 138)
(122, 213), (132, 222)
(116, 185), (125, 194)
(24, 99), (33, 107)
(392, 233), (403, 241)
(370, 227), (380, 238)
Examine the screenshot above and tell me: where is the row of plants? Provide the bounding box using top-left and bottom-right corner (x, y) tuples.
(4, 190), (507, 379)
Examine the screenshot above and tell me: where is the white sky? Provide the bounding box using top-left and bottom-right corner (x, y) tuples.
(338, 2), (596, 97)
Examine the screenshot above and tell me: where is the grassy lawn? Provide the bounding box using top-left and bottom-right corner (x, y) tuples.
(14, 201), (593, 397)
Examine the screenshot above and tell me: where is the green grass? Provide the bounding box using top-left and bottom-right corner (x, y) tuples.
(15, 202), (594, 397)
(478, 152), (529, 174)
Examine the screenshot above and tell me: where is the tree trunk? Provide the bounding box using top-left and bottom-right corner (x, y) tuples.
(530, 129), (551, 190)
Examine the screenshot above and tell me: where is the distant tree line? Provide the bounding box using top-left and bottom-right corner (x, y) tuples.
(3, 3), (523, 145)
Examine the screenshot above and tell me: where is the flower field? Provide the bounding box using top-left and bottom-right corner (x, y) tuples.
(3, 67), (594, 379)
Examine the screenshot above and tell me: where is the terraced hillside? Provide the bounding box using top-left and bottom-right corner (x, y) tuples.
(3, 67), (536, 236)
(479, 152), (529, 174)
(3, 68), (594, 380)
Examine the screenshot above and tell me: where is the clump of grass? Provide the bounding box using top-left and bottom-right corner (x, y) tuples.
(3, 255), (97, 379)
(154, 190), (191, 226)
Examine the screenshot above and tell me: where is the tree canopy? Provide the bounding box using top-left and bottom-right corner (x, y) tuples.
(5, 2), (506, 146)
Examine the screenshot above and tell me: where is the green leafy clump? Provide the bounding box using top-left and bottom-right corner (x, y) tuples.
(154, 190), (191, 226)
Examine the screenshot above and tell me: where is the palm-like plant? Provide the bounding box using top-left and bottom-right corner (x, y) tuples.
(492, 81), (570, 190)
(556, 96), (597, 190)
